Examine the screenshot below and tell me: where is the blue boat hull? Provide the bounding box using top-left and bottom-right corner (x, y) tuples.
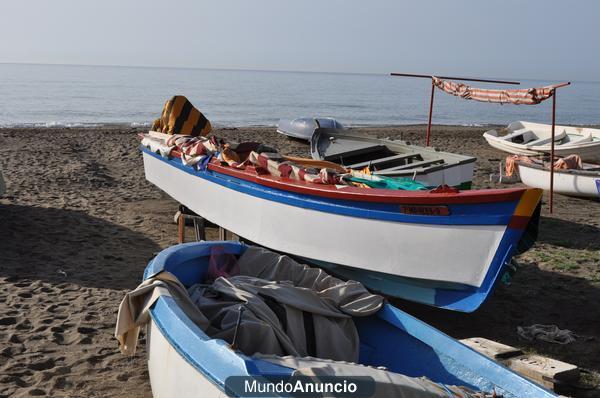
(145, 241), (556, 398)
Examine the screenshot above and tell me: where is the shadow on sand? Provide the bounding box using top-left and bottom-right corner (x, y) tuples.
(537, 216), (600, 250)
(392, 258), (600, 386)
(0, 204), (162, 290)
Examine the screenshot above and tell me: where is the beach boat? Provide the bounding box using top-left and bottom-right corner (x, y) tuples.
(277, 117), (344, 141)
(483, 121), (600, 162)
(517, 159), (600, 199)
(310, 128), (476, 189)
(143, 241), (557, 398)
(141, 137), (542, 312)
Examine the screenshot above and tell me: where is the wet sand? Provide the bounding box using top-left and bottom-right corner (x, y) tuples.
(0, 125), (598, 397)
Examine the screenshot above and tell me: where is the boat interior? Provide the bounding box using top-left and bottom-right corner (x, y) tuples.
(147, 242), (547, 397)
(489, 121), (599, 146)
(319, 141), (449, 176)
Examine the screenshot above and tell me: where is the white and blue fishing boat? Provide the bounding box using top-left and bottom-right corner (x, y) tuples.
(141, 139), (542, 312)
(142, 241), (557, 398)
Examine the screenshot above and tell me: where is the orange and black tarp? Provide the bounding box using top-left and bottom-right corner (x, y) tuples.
(152, 95), (212, 136)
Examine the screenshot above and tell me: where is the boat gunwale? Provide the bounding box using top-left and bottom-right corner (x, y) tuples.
(516, 160), (600, 177)
(142, 146), (524, 205)
(202, 157), (523, 205)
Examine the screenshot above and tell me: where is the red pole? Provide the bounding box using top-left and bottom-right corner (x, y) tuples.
(549, 90), (556, 214)
(426, 80), (435, 146)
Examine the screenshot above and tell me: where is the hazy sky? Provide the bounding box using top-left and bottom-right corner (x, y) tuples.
(1, 0), (598, 81)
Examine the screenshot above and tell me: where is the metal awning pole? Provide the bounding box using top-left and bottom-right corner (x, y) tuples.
(549, 91), (557, 214)
(426, 80), (435, 146)
(390, 73), (520, 85)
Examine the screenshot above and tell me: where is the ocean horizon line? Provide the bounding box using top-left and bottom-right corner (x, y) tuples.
(1, 61), (594, 84)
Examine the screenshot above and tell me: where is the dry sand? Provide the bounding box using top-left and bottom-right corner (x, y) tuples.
(0, 125), (598, 397)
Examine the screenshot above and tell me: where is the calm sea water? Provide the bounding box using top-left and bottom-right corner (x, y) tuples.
(1, 63), (599, 128)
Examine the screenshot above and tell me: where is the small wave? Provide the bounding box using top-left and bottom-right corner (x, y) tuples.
(0, 121), (104, 128)
(0, 121), (154, 128)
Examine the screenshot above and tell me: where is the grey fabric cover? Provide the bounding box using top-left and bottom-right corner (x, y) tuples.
(237, 246), (385, 317)
(187, 246), (385, 362)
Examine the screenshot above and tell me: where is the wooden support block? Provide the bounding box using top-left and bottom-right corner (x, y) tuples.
(218, 226), (226, 241)
(178, 213), (185, 244)
(506, 354), (579, 390)
(460, 337), (522, 360)
(193, 218), (206, 241)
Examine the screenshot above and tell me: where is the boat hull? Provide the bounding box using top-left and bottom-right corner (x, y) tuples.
(484, 121), (600, 162)
(148, 319), (225, 398)
(518, 162), (600, 198)
(145, 150), (502, 287)
(142, 148), (540, 311)
(485, 134), (600, 161)
(145, 241), (557, 398)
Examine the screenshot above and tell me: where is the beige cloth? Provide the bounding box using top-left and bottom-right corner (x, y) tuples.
(114, 271), (210, 356)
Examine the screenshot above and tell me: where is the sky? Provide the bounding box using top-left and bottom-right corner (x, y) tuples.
(0, 0), (598, 81)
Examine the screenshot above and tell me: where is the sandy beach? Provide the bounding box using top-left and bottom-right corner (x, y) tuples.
(0, 125), (598, 397)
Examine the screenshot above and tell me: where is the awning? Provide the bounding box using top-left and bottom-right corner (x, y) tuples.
(432, 77), (555, 105)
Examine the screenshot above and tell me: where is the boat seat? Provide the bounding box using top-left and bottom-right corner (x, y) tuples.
(346, 153), (421, 170)
(373, 159), (445, 174)
(525, 137), (555, 147)
(324, 145), (392, 164)
(564, 134), (593, 144)
(503, 129), (536, 144)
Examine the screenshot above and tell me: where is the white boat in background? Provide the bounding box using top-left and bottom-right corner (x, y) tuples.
(277, 117), (344, 140)
(517, 159), (600, 199)
(484, 121), (600, 162)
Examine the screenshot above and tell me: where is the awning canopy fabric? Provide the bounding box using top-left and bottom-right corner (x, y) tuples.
(432, 77), (555, 105)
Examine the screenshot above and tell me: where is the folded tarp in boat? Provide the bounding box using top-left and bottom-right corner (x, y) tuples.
(116, 246), (384, 361)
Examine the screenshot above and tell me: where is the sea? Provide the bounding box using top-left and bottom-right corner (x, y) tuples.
(1, 63), (599, 128)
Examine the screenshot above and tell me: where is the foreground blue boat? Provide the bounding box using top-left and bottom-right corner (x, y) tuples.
(142, 241), (556, 398)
